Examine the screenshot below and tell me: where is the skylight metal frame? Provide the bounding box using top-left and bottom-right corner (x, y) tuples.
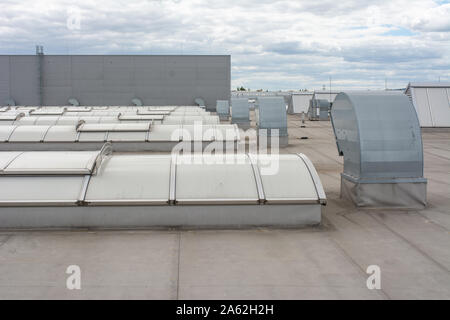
(296, 153), (327, 205)
(0, 143), (112, 176)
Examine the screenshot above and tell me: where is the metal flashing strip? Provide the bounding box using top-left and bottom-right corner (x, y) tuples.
(67, 107), (92, 112)
(137, 110), (171, 116)
(174, 198), (260, 205)
(91, 142), (113, 174)
(41, 125), (53, 142)
(77, 174), (91, 204)
(329, 109), (342, 155)
(6, 126), (19, 142)
(119, 114), (165, 121)
(234, 124), (240, 141)
(211, 125), (217, 141)
(30, 109), (65, 116)
(17, 106), (39, 111)
(341, 173), (427, 184)
(145, 120), (154, 141)
(296, 153), (327, 205)
(0, 199), (78, 207)
(264, 198), (319, 204)
(447, 88), (450, 109)
(0, 152), (24, 172)
(76, 120), (85, 130)
(85, 199), (169, 206)
(169, 153), (177, 204)
(78, 123), (151, 132)
(408, 82), (450, 88)
(425, 88), (435, 127)
(0, 113), (25, 121)
(247, 153), (266, 203)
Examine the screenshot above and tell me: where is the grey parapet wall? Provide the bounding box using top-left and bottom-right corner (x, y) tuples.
(256, 97), (288, 147)
(0, 147), (325, 229)
(231, 98), (251, 129)
(0, 55), (231, 109)
(330, 91), (427, 208)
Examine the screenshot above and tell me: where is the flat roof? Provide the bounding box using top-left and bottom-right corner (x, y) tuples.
(0, 116), (449, 299)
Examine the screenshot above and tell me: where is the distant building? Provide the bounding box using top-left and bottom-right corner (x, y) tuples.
(405, 82), (450, 127)
(287, 92), (313, 114)
(0, 54), (230, 110)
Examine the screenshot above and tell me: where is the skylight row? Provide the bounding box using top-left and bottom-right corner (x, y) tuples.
(0, 152), (325, 206)
(0, 124), (239, 143)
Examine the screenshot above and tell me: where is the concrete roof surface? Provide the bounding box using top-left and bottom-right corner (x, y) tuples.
(0, 115), (449, 299)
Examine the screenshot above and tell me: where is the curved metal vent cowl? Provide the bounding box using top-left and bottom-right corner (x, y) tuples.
(132, 98), (143, 106)
(5, 98), (16, 106)
(330, 91), (427, 208)
(68, 98), (80, 106)
(195, 97), (206, 107)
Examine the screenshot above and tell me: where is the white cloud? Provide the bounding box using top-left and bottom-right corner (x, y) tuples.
(0, 0), (449, 90)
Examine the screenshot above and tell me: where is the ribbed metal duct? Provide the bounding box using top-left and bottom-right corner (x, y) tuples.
(256, 97), (288, 147)
(231, 98), (250, 129)
(308, 99), (330, 121)
(216, 100), (230, 120)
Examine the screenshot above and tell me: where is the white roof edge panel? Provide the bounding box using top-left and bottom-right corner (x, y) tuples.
(1, 149), (105, 175)
(119, 114), (165, 121)
(78, 123), (150, 132)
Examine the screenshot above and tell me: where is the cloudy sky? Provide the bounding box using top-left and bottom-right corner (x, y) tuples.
(1, 0), (449, 90)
